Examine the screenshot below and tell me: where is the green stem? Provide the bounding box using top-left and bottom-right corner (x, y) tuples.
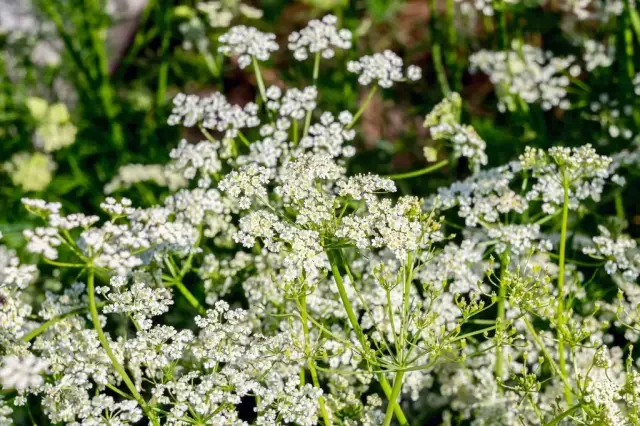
(432, 43), (451, 97)
(347, 85), (378, 129)
(22, 302), (105, 342)
(302, 52), (322, 137)
(556, 171), (572, 405)
(544, 403), (583, 426)
(386, 160), (449, 180)
(523, 316), (571, 392)
(445, 0), (458, 91)
(400, 253), (414, 363)
(106, 382), (134, 400)
(534, 209), (562, 226)
(252, 56), (268, 105)
(293, 119), (299, 145)
(42, 259), (86, 268)
(614, 190), (625, 220)
(300, 294), (332, 426)
(312, 51), (321, 81)
(496, 0), (508, 50)
(237, 131), (251, 147)
(452, 325), (498, 342)
(383, 371), (405, 426)
(624, 0), (636, 86)
(174, 281), (206, 315)
(326, 249), (409, 425)
(495, 254), (508, 390)
(87, 268), (160, 425)
(156, 0), (173, 107)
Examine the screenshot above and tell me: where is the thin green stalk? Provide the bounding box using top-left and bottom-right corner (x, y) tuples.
(300, 294), (332, 426)
(312, 51), (321, 81)
(523, 316), (572, 393)
(614, 190), (625, 220)
(88, 268), (160, 425)
(237, 131), (251, 147)
(106, 382), (134, 400)
(327, 250), (365, 342)
(445, 0), (459, 91)
(544, 403), (583, 426)
(175, 281), (206, 315)
(386, 160), (449, 180)
(42, 259), (86, 268)
(293, 119), (299, 145)
(556, 172), (573, 405)
(496, 0), (508, 50)
(528, 394), (544, 423)
(252, 56), (268, 105)
(399, 253), (414, 363)
(22, 302), (105, 342)
(348, 85), (378, 129)
(452, 325), (498, 342)
(302, 52), (322, 138)
(326, 249), (409, 425)
(534, 209), (562, 225)
(383, 371), (405, 426)
(623, 0), (636, 86)
(522, 317), (560, 375)
(495, 263), (507, 391)
(386, 290), (401, 356)
(432, 43), (451, 96)
(156, 0), (173, 107)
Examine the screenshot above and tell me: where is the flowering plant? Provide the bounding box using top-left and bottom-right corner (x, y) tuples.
(2, 1), (640, 425)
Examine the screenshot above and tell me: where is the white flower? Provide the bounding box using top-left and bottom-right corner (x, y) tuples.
(104, 163), (187, 194)
(407, 65), (422, 81)
(23, 227), (61, 260)
(167, 92), (260, 137)
(470, 42), (578, 111)
(430, 123), (488, 172)
(347, 50), (418, 88)
(288, 14), (352, 61)
(218, 164), (271, 209)
(584, 39), (615, 72)
(0, 354), (48, 391)
(583, 226), (639, 281)
(218, 25), (278, 69)
(267, 86), (318, 120)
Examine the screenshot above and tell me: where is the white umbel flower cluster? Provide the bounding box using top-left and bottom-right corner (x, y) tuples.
(167, 92), (260, 138)
(424, 93), (488, 172)
(218, 25), (278, 69)
(266, 86), (318, 120)
(470, 42), (579, 111)
(0, 354), (48, 391)
(584, 39), (615, 72)
(521, 144), (612, 213)
(583, 226), (639, 281)
(347, 50), (422, 87)
(288, 14), (352, 61)
(104, 163), (187, 194)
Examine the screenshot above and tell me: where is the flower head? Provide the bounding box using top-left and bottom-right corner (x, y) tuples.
(218, 25), (278, 69)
